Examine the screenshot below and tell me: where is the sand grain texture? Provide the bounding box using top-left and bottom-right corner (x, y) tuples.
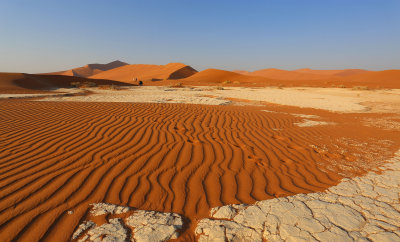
(0, 100), (356, 241)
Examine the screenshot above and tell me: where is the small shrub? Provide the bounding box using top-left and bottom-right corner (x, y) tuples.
(169, 82), (184, 88)
(338, 84), (346, 88)
(352, 86), (369, 90)
(233, 81), (241, 84)
(81, 81), (97, 87)
(223, 80), (232, 84)
(70, 82), (81, 88)
(216, 86), (224, 90)
(98, 84), (119, 90)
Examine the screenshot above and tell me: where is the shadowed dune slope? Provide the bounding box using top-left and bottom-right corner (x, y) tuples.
(0, 72), (130, 94)
(91, 63), (198, 83)
(0, 101), (347, 241)
(45, 60), (128, 77)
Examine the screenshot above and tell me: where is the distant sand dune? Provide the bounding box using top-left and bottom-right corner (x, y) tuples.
(233, 68), (371, 81)
(182, 68), (273, 84)
(91, 63), (198, 83)
(185, 68), (400, 88)
(0, 72), (130, 94)
(0, 101), (348, 241)
(45, 60), (128, 78)
(295, 68), (370, 77)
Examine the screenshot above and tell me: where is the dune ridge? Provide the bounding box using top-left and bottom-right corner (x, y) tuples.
(90, 63), (198, 83)
(185, 68), (400, 88)
(232, 68), (372, 81)
(0, 100), (348, 241)
(295, 68), (370, 77)
(45, 60), (128, 77)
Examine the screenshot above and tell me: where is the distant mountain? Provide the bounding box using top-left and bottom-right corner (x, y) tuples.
(46, 60), (128, 78)
(90, 63), (198, 83)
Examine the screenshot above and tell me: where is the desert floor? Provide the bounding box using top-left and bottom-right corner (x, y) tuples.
(1, 86), (400, 241)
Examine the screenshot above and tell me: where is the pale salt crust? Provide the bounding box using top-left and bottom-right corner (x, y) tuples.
(73, 150), (400, 241)
(35, 86), (400, 113)
(294, 119), (334, 127)
(0, 88), (82, 99)
(72, 203), (183, 242)
(195, 150), (400, 241)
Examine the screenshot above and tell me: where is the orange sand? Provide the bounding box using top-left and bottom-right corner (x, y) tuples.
(45, 60), (128, 78)
(1, 64), (400, 240)
(178, 68), (400, 89)
(42, 61), (400, 89)
(90, 63), (197, 83)
(0, 99), (399, 241)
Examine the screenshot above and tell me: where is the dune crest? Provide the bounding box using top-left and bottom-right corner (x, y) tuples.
(90, 63), (197, 83)
(46, 60), (128, 78)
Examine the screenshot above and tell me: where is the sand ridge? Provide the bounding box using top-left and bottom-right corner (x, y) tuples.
(0, 97), (399, 241)
(1, 63), (400, 241)
(45, 60), (128, 78)
(90, 63), (198, 83)
(181, 68), (400, 89)
(0, 100), (364, 241)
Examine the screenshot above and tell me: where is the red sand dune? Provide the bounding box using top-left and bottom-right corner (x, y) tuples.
(181, 68), (273, 85)
(227, 68), (399, 88)
(232, 70), (251, 75)
(245, 68), (335, 80)
(234, 68), (370, 81)
(46, 60), (128, 78)
(295, 68), (370, 77)
(0, 100), (398, 241)
(344, 70), (400, 82)
(0, 72), (130, 94)
(91, 63), (198, 83)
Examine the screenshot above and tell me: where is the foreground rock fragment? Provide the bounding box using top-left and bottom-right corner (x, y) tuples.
(195, 150), (400, 241)
(72, 203), (183, 242)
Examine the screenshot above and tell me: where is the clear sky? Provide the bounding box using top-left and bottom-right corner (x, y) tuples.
(1, 0), (399, 73)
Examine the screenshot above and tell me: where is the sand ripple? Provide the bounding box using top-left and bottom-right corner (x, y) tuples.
(0, 101), (343, 241)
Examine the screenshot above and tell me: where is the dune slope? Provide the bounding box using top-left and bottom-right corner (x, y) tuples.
(91, 63), (197, 83)
(295, 68), (370, 77)
(46, 60), (128, 77)
(0, 101), (346, 241)
(248, 68), (335, 80)
(0, 72), (130, 94)
(181, 68), (274, 85)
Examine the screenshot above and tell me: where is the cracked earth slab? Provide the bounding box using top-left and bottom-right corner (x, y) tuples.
(72, 203), (183, 242)
(72, 150), (400, 241)
(195, 150), (400, 241)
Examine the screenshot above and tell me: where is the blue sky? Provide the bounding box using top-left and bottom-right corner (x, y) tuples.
(0, 0), (399, 73)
